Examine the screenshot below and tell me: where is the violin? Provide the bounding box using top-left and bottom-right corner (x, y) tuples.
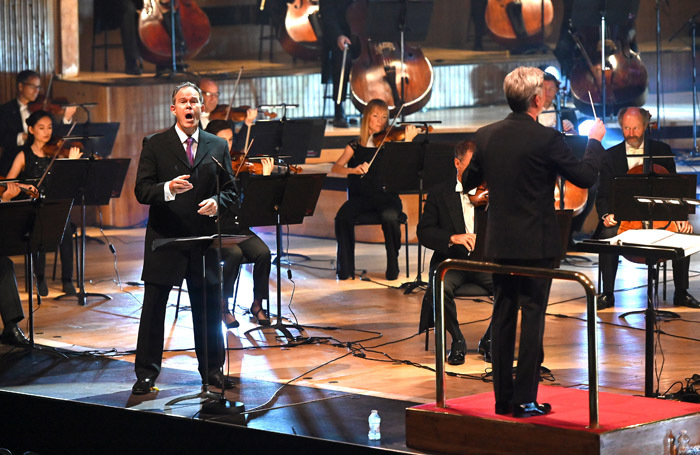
(346, 0), (434, 116)
(138, 0), (211, 66)
(231, 153), (302, 175)
(0, 180), (39, 199)
(209, 105), (277, 123)
(278, 0), (322, 61)
(485, 0), (553, 47)
(372, 125), (433, 143)
(42, 137), (84, 158)
(468, 184), (489, 207)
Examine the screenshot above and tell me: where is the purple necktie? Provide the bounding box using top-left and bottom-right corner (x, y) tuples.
(185, 136), (194, 166)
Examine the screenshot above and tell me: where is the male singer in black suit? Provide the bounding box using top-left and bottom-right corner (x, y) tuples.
(595, 107), (698, 310)
(463, 66), (607, 418)
(319, 0), (355, 128)
(417, 140), (493, 366)
(132, 82), (238, 395)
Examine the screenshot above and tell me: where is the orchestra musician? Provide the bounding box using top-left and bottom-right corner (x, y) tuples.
(331, 99), (417, 281)
(0, 182), (31, 347)
(0, 70), (76, 176)
(319, 0), (353, 128)
(417, 140), (493, 365)
(462, 67), (606, 417)
(131, 82), (237, 395)
(537, 73), (577, 134)
(595, 107), (699, 310)
(94, 0), (143, 75)
(4, 110), (83, 297)
(204, 119), (272, 328)
(197, 78), (256, 152)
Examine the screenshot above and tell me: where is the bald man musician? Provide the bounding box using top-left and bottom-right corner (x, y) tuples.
(595, 107), (698, 310)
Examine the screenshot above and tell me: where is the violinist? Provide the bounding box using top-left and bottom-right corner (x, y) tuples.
(0, 70), (76, 176)
(199, 78), (221, 130)
(332, 99), (417, 280)
(198, 78), (257, 152)
(595, 107), (698, 310)
(417, 140), (493, 365)
(204, 119), (272, 328)
(4, 110), (82, 297)
(0, 183), (31, 347)
(319, 0), (354, 128)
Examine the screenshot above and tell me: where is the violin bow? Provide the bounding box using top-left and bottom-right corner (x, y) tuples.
(42, 73), (55, 111)
(234, 138), (255, 179)
(36, 121), (78, 190)
(361, 104), (405, 179)
(224, 66), (244, 120)
(337, 43), (349, 105)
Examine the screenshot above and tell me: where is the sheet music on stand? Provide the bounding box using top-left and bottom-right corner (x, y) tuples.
(603, 229), (700, 258)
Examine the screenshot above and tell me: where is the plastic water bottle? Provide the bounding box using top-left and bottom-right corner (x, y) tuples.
(678, 430), (691, 454)
(368, 410), (381, 441)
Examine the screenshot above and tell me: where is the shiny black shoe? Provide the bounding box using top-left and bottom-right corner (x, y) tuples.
(132, 377), (156, 395)
(36, 277), (48, 297)
(494, 401), (512, 415)
(447, 339), (466, 366)
(1, 325), (30, 347)
(512, 401), (552, 418)
(674, 292), (700, 309)
(62, 280), (77, 295)
(478, 337), (491, 363)
(250, 306), (271, 327)
(597, 292), (615, 310)
(207, 371), (236, 390)
(223, 311), (239, 329)
(332, 105), (349, 128)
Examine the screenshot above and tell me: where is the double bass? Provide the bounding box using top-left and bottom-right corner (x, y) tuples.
(278, 0), (322, 61)
(346, 0), (434, 116)
(138, 0), (211, 66)
(485, 0), (554, 48)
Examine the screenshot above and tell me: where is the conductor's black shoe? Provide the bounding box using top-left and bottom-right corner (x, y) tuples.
(512, 401), (552, 418)
(478, 337), (491, 363)
(62, 280), (77, 295)
(447, 339), (466, 365)
(1, 325), (30, 346)
(207, 371), (236, 390)
(36, 277), (48, 297)
(597, 293), (615, 310)
(494, 401), (512, 415)
(132, 378), (156, 395)
(674, 292), (700, 309)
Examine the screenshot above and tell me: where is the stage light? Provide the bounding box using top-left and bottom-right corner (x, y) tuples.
(578, 119), (595, 136)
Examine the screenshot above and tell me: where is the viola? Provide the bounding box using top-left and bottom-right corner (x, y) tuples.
(553, 177), (587, 216)
(138, 0), (211, 66)
(346, 0), (434, 116)
(209, 105), (277, 123)
(372, 125), (433, 143)
(485, 0), (553, 47)
(278, 0), (322, 61)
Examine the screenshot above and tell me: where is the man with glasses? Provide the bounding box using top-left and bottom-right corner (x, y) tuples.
(198, 78), (257, 153)
(0, 70), (76, 175)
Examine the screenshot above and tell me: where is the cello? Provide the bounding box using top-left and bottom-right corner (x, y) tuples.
(485, 0), (554, 48)
(278, 0), (322, 61)
(138, 0), (211, 66)
(346, 0), (434, 116)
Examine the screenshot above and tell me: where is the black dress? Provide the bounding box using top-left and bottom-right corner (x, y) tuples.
(334, 140), (402, 279)
(19, 146), (74, 282)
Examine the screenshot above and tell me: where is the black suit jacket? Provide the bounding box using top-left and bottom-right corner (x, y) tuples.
(595, 138), (676, 218)
(0, 99), (23, 175)
(417, 180), (480, 270)
(134, 126), (237, 286)
(463, 112), (605, 260)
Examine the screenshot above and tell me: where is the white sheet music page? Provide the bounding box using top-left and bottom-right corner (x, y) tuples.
(606, 229), (700, 257)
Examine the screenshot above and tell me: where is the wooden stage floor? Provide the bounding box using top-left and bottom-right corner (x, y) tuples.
(3, 226), (700, 414)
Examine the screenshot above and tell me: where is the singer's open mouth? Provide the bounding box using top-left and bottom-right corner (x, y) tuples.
(185, 113), (194, 120)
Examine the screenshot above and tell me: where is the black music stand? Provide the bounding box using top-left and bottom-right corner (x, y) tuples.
(0, 199), (72, 348)
(55, 122), (120, 158)
(154, 235), (249, 415)
(246, 118), (325, 164)
(44, 158), (130, 305)
(238, 173), (325, 341)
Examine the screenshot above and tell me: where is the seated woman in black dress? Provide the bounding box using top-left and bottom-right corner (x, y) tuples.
(5, 109), (82, 297)
(205, 119), (272, 328)
(331, 99), (417, 280)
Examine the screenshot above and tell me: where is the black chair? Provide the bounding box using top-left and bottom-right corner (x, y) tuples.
(353, 211), (410, 278)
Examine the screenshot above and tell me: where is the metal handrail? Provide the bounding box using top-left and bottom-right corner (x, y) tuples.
(432, 259), (599, 428)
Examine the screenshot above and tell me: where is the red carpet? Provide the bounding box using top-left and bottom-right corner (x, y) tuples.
(414, 385), (700, 433)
